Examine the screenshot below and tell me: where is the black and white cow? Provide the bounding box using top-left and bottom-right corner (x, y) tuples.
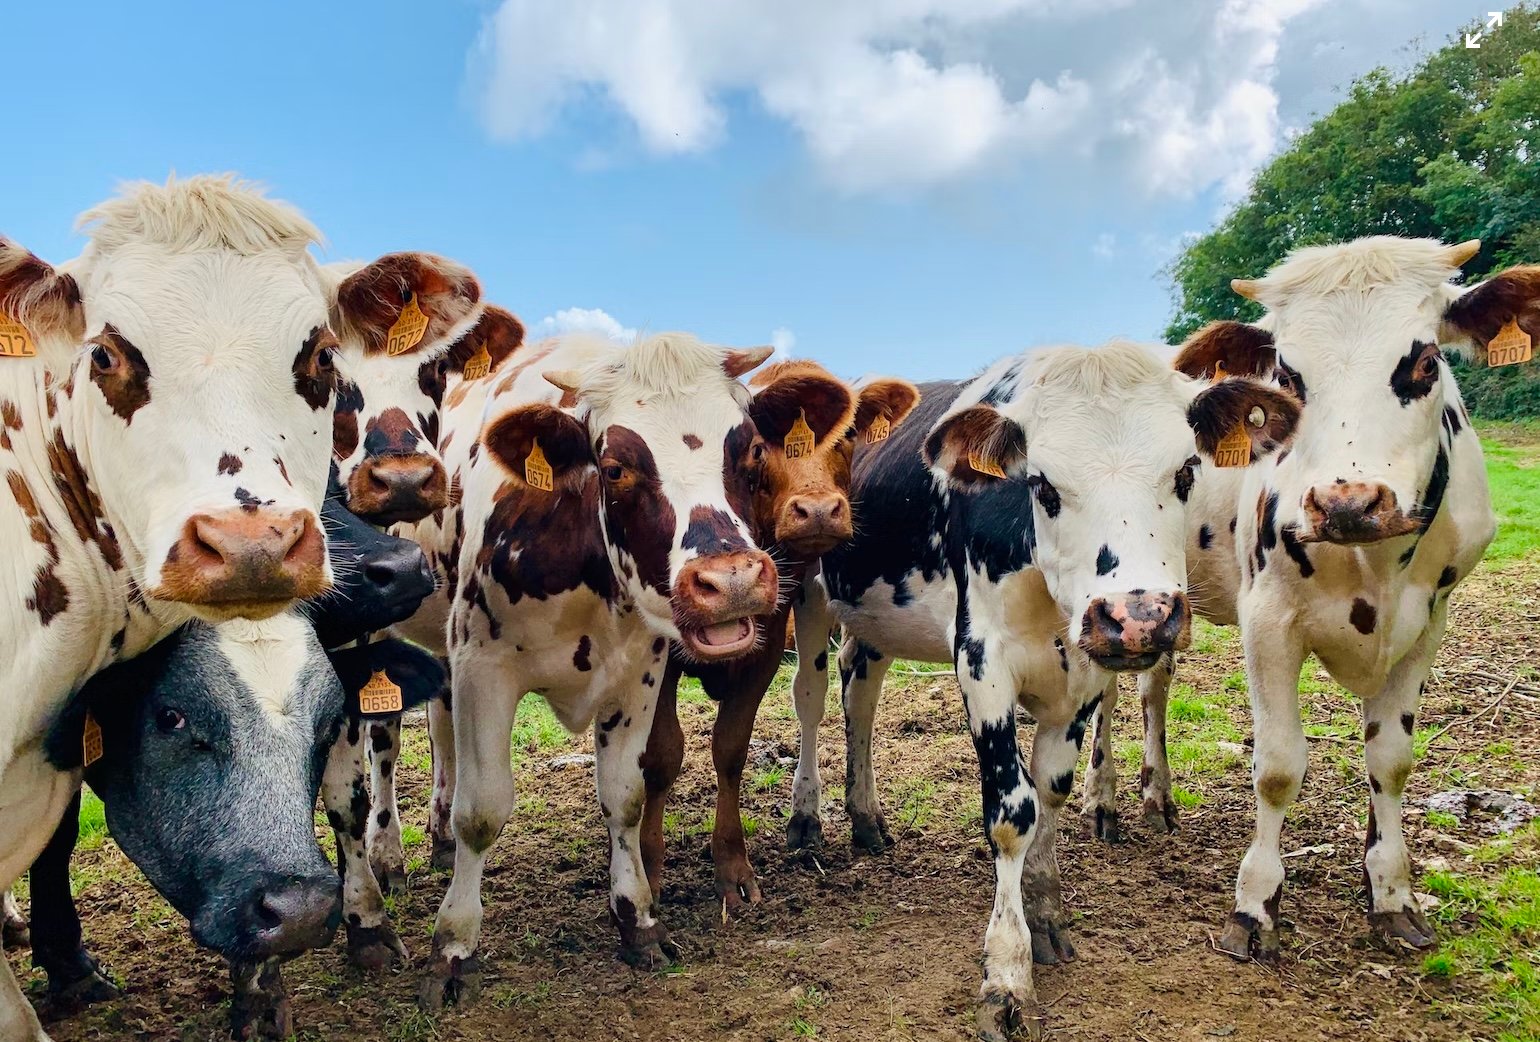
(399, 332), (782, 1009)
(791, 342), (1299, 1040)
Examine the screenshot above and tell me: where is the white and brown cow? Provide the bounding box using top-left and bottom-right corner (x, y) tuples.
(1120, 237), (1511, 961)
(401, 332), (780, 1009)
(792, 343), (1299, 1040)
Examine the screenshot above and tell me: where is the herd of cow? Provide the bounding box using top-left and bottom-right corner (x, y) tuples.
(0, 174), (1531, 1041)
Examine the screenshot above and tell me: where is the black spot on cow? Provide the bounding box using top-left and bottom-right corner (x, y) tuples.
(1413, 446), (1449, 531)
(1054, 636), (1068, 672)
(1398, 543), (1417, 568)
(1065, 694), (1104, 748)
(1254, 491), (1279, 574)
(234, 487), (270, 513)
(1229, 516), (1237, 534)
(1369, 775), (1382, 794)
(652, 637), (667, 656)
(961, 635), (987, 681)
(1049, 770), (1074, 796)
(1389, 341), (1439, 405)
(375, 810), (391, 827)
(1274, 358), (1307, 404)
(1096, 545), (1119, 577)
(573, 635), (592, 672)
(1350, 598), (1377, 634)
(1438, 565), (1458, 588)
(891, 575), (913, 606)
(971, 718), (1037, 851)
(1091, 743), (1104, 768)
(1198, 524), (1213, 551)
(1029, 475), (1061, 518)
(600, 710), (623, 732)
(813, 650), (828, 672)
(1365, 721), (1381, 742)
(1401, 712), (1415, 735)
(681, 507), (748, 556)
(370, 724), (392, 753)
(1278, 523), (1314, 579)
(641, 672), (655, 687)
(1441, 404), (1463, 439)
(1174, 455), (1199, 503)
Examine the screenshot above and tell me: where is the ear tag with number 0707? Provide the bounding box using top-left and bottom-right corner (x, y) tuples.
(1487, 319), (1532, 368)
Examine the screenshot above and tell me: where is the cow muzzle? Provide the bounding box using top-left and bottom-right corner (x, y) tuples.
(776, 491), (852, 559)
(1300, 482), (1419, 545)
(228, 873), (341, 959)
(1078, 590), (1191, 671)
(155, 507), (328, 619)
(348, 453), (448, 525)
(674, 550), (780, 660)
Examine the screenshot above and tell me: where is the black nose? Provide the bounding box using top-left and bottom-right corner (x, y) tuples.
(244, 874), (341, 957)
(364, 544), (435, 606)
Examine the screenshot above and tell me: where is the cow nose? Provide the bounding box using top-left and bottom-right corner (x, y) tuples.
(1302, 481), (1412, 544)
(158, 507), (328, 614)
(247, 875), (341, 957)
(352, 454), (448, 524)
(780, 493), (851, 555)
(363, 544), (436, 607)
(1078, 591), (1191, 670)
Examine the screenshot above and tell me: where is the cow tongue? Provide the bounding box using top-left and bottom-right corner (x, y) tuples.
(700, 618), (751, 646)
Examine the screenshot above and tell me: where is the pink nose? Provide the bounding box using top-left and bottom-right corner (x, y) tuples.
(1078, 591), (1191, 669)
(156, 508), (328, 610)
(349, 454), (448, 524)
(1301, 482), (1417, 544)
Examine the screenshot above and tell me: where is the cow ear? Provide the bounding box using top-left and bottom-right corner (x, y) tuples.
(0, 239), (86, 371)
(482, 403), (594, 493)
(854, 379), (921, 439)
(923, 404), (1028, 491)
(1187, 379), (1300, 461)
(749, 368), (854, 447)
(445, 304), (525, 376)
(1172, 321), (1276, 381)
(328, 639), (445, 716)
(1439, 265), (1540, 362)
(722, 345), (775, 379)
(333, 252), (484, 356)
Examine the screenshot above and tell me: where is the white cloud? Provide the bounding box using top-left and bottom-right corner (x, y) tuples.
(770, 327), (796, 360)
(470, 0), (1348, 199)
(533, 307), (637, 343)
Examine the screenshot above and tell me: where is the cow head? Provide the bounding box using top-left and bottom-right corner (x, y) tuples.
(327, 261), (522, 525)
(0, 176), (349, 621)
(483, 333), (780, 660)
(1185, 237), (1534, 546)
(925, 342), (1299, 670)
(746, 360), (920, 558)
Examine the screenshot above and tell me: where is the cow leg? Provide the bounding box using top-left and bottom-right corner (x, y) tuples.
(1139, 654), (1179, 833)
(28, 791), (119, 1006)
(1363, 607), (1444, 949)
(1079, 677), (1122, 843)
(1022, 695), (1096, 966)
(427, 681), (458, 872)
(0, 891), (25, 951)
(639, 666), (684, 899)
(228, 957), (290, 1040)
(322, 718), (406, 971)
(0, 954), (48, 1042)
(421, 666), (521, 1011)
(788, 581), (834, 851)
(1218, 630), (1307, 961)
(366, 716), (407, 897)
(841, 636), (895, 854)
(704, 638), (783, 913)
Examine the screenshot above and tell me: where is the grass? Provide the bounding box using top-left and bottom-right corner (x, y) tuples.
(76, 788), (108, 852)
(1481, 426), (1540, 562)
(509, 694), (572, 762)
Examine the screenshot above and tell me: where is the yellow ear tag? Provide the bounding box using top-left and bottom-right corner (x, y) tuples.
(865, 414), (891, 445)
(82, 712), (103, 767)
(1211, 360), (1229, 382)
(524, 438), (555, 492)
(359, 670), (403, 715)
(1487, 318), (1533, 368)
(784, 410), (815, 460)
(385, 293), (430, 356)
(1213, 425), (1252, 468)
(967, 451), (1007, 479)
(0, 312), (37, 358)
(461, 342), (493, 380)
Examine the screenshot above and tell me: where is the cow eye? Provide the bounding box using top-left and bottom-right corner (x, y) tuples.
(751, 442), (766, 463)
(90, 343), (115, 374)
(316, 347), (336, 372)
(1414, 344), (1441, 381)
(602, 464), (625, 482)
(155, 708), (186, 733)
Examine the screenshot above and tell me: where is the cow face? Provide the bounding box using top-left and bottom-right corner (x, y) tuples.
(747, 361), (920, 558)
(925, 342), (1298, 670)
(0, 177), (345, 622)
(327, 262), (521, 526)
(47, 616), (343, 962)
(483, 334), (780, 660)
(1191, 237), (1535, 546)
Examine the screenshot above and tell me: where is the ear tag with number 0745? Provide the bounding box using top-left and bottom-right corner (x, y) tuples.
(865, 414), (891, 445)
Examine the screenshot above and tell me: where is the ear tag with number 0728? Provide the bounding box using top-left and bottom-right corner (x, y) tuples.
(462, 342), (493, 380)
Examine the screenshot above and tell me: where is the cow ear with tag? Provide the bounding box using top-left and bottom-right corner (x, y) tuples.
(328, 638), (447, 718)
(0, 238), (87, 372)
(922, 403), (1028, 491)
(483, 402), (594, 494)
(332, 252), (484, 357)
(445, 304), (526, 379)
(1187, 378), (1301, 464)
(42, 640), (177, 772)
(1171, 320), (1276, 381)
(853, 378), (921, 445)
(1440, 263), (1540, 367)
(748, 364), (854, 454)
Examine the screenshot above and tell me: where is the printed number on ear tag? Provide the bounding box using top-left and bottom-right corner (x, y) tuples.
(0, 313), (37, 358)
(82, 713), (103, 767)
(967, 451), (1006, 479)
(386, 293), (430, 356)
(1213, 425), (1252, 468)
(1488, 319), (1533, 368)
(359, 671), (403, 715)
(865, 414), (891, 445)
(462, 342), (493, 380)
(785, 410), (815, 460)
(525, 439), (555, 492)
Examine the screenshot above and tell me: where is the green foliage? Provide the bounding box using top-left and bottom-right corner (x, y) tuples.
(1482, 427), (1540, 560)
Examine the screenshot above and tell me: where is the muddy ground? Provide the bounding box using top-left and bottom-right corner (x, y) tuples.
(11, 553), (1539, 1042)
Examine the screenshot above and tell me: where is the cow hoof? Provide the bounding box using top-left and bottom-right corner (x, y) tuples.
(1369, 908), (1437, 950)
(1027, 918), (1075, 965)
(786, 812), (825, 851)
(372, 863), (409, 898)
(346, 923), (409, 971)
(1090, 806), (1123, 845)
(977, 990), (1044, 1042)
(850, 812), (895, 854)
(229, 992), (292, 1040)
(1215, 912), (1280, 962)
(418, 953), (482, 1012)
(716, 869), (762, 914)
(430, 838), (457, 872)
(1142, 798), (1179, 834)
(50, 966), (121, 1007)
(2, 917), (28, 950)
(618, 924), (681, 969)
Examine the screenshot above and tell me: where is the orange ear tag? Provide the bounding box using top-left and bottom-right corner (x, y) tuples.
(1213, 426), (1252, 468)
(1211, 360), (1229, 382)
(967, 451), (1007, 479)
(82, 713), (103, 767)
(359, 670), (404, 715)
(525, 438), (554, 492)
(0, 312), (37, 358)
(784, 410), (815, 460)
(461, 342), (493, 380)
(865, 414), (891, 445)
(385, 293), (430, 356)
(1487, 319), (1533, 368)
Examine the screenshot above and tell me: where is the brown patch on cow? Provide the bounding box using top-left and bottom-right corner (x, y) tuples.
(682, 433), (702, 450)
(1442, 264), (1540, 348)
(0, 399), (18, 451)
(293, 327), (339, 412)
(47, 432), (122, 570)
(1172, 321), (1277, 380)
(89, 325), (152, 423)
(333, 252), (483, 356)
(8, 470), (69, 624)
(1256, 770), (1295, 810)
(363, 407), (423, 458)
(218, 453), (243, 476)
(1350, 598), (1377, 635)
(0, 240), (85, 345)
(446, 304), (526, 374)
(472, 471), (614, 617)
(493, 341), (559, 397)
(333, 379), (363, 459)
(599, 426), (675, 597)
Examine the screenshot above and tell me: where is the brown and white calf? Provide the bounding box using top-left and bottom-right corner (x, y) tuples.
(398, 332), (780, 1009)
(638, 361), (920, 912)
(1120, 237), (1510, 960)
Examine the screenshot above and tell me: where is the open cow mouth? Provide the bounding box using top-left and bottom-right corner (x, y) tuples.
(684, 617), (758, 658)
(1088, 650), (1163, 673)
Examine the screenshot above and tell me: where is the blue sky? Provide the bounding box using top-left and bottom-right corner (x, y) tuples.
(5, 0), (1483, 379)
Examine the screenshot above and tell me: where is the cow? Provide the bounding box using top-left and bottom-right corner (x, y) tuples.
(1130, 237), (1512, 962)
(637, 361), (920, 911)
(398, 331), (781, 1010)
(789, 342), (1299, 1040)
